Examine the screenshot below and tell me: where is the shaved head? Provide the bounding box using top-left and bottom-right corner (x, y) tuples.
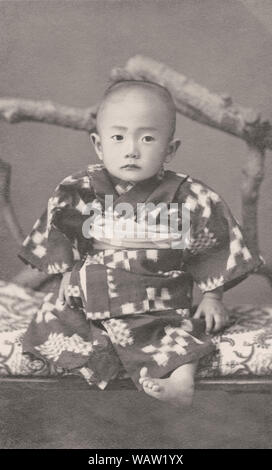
(90, 79), (180, 182)
(96, 79), (176, 140)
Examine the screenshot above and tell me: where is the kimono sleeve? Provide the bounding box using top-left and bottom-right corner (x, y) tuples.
(18, 172), (91, 274)
(181, 181), (265, 293)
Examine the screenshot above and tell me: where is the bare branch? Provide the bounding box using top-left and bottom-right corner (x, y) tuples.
(0, 98), (97, 132)
(111, 55), (272, 150)
(239, 144), (272, 287)
(241, 144), (265, 252)
(0, 159), (25, 244)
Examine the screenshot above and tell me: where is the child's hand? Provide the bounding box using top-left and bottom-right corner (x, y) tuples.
(193, 297), (229, 334)
(58, 271), (73, 307)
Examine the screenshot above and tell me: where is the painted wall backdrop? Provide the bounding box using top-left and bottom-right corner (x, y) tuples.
(1, 0), (271, 304)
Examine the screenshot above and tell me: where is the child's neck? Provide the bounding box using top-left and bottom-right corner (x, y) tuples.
(107, 168), (165, 188)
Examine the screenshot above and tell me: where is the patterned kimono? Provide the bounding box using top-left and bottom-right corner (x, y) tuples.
(19, 164), (264, 389)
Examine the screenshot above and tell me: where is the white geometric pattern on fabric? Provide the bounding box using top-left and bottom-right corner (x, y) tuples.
(86, 310), (110, 320)
(79, 260), (87, 303)
(127, 250), (138, 260)
(227, 226), (252, 270)
(72, 246), (81, 261)
(47, 262), (70, 274)
(32, 245), (46, 259)
(198, 274), (225, 292)
(85, 252), (104, 266)
(75, 199), (88, 212)
(157, 269), (183, 278)
(104, 250), (137, 271)
(107, 269), (118, 299)
(1, 280), (272, 379)
(142, 324), (202, 367)
(78, 366), (96, 385)
(88, 198), (103, 213)
(165, 321), (196, 336)
(22, 235), (31, 247)
(32, 231), (46, 245)
(66, 285), (81, 298)
(183, 195), (198, 213)
(176, 308), (191, 318)
(190, 183), (220, 218)
(146, 286), (171, 311)
(186, 227), (218, 254)
(142, 335), (187, 367)
(115, 182), (135, 195)
(33, 219), (42, 230)
(121, 303), (137, 314)
(87, 163), (104, 175)
(34, 293), (55, 325)
(47, 196), (66, 229)
(35, 333), (95, 361)
(120, 298), (149, 315)
(111, 251), (130, 268)
(104, 318), (134, 347)
(81, 176), (92, 189)
(176, 172), (189, 179)
(35, 310), (56, 324)
(146, 250), (158, 261)
(59, 175), (79, 185)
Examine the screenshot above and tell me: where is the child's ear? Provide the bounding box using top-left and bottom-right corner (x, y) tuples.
(165, 138), (181, 163)
(90, 132), (103, 161)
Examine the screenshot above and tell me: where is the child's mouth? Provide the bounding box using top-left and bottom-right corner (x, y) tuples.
(121, 164), (140, 170)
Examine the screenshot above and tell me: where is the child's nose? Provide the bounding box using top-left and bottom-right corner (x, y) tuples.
(125, 140), (140, 158)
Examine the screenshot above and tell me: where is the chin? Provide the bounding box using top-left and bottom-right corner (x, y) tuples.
(115, 170), (143, 182)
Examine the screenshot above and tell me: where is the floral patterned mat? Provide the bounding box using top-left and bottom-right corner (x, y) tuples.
(0, 280), (271, 379)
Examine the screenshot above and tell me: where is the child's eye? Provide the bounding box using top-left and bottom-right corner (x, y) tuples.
(142, 136), (155, 143)
(111, 135), (124, 141)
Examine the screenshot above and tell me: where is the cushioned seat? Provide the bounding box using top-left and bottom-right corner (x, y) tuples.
(0, 280), (271, 381)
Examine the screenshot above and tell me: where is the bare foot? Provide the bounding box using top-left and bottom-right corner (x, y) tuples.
(139, 364), (195, 408)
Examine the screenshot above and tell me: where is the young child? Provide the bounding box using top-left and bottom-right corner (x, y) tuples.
(19, 80), (263, 408)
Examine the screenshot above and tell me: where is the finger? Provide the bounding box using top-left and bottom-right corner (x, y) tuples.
(214, 306), (230, 331)
(213, 314), (225, 332)
(151, 384), (160, 392)
(193, 306), (202, 319)
(205, 314), (214, 334)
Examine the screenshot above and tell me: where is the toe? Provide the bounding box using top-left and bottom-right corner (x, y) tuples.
(151, 384), (160, 392)
(142, 383), (161, 398)
(140, 367), (148, 378)
(143, 379), (153, 388)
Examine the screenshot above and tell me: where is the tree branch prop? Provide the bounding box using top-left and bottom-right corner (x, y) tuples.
(240, 144), (272, 287)
(1, 56), (272, 149)
(0, 99), (96, 132)
(0, 159), (24, 244)
(111, 55), (272, 150)
(241, 144), (265, 252)
(0, 159), (51, 288)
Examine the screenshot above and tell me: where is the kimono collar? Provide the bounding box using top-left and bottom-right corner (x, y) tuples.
(107, 171), (166, 196)
(87, 163), (189, 210)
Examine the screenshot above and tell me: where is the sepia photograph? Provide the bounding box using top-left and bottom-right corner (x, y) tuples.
(0, 0), (271, 452)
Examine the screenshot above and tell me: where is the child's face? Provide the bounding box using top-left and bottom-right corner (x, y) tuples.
(91, 88), (180, 182)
